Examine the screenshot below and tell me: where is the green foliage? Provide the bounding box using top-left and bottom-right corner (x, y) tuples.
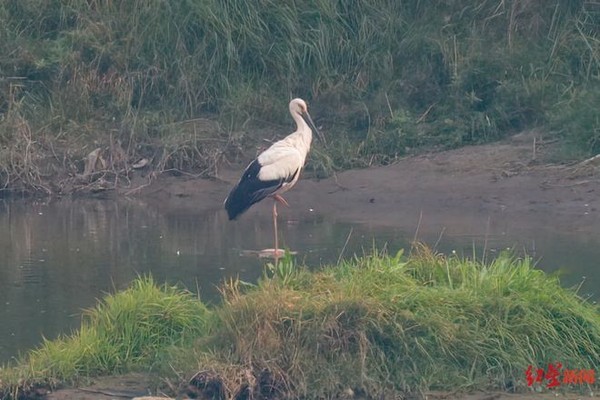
(1, 276), (209, 385)
(186, 248), (600, 397)
(0, 0), (598, 193)
(549, 86), (600, 156)
(263, 252), (301, 288)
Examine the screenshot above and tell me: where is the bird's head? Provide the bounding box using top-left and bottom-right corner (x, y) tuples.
(290, 98), (326, 144)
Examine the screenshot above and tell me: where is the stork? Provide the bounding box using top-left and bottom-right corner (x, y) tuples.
(224, 98), (324, 259)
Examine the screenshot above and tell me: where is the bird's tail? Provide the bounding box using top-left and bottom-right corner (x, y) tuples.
(224, 159), (281, 220)
(224, 185), (253, 220)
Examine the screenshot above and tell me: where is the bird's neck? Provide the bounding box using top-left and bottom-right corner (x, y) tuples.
(292, 112), (313, 148)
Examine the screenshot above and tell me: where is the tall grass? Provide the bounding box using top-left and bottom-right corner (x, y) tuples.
(0, 0), (598, 193)
(189, 248), (599, 397)
(4, 248), (597, 399)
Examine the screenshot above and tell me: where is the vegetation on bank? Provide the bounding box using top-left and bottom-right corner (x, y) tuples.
(1, 248), (599, 399)
(0, 0), (598, 194)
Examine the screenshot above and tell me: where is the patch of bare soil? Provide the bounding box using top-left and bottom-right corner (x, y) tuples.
(135, 130), (599, 240)
(427, 391), (598, 400)
(41, 374), (154, 400)
(42, 374), (598, 400)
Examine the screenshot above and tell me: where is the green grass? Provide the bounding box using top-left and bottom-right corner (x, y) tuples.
(0, 276), (210, 398)
(0, 1), (598, 194)
(1, 248), (598, 399)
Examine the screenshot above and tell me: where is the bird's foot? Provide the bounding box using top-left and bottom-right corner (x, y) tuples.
(258, 248), (287, 259)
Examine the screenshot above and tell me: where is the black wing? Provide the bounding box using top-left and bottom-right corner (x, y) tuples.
(224, 159), (297, 220)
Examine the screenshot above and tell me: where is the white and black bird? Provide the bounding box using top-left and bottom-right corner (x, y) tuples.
(224, 98), (324, 256)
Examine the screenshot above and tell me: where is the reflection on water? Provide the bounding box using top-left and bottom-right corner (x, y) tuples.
(0, 198), (598, 363)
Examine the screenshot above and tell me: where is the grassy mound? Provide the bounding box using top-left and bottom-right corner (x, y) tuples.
(0, 276), (209, 396)
(181, 249), (599, 398)
(1, 1), (598, 193)
(1, 249), (598, 398)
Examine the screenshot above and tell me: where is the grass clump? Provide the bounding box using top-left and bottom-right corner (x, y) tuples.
(1, 249), (599, 399)
(0, 276), (209, 397)
(174, 248), (600, 398)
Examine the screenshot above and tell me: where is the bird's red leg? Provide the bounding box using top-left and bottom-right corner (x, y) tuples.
(273, 200), (280, 266)
(273, 194), (289, 207)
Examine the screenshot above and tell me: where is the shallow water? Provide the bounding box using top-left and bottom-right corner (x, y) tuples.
(0, 198), (598, 363)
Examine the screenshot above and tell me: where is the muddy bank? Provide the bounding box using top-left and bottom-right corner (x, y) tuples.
(135, 131), (600, 240)
(42, 374), (599, 400)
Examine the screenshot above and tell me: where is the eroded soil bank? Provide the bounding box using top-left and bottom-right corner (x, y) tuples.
(137, 131), (599, 240)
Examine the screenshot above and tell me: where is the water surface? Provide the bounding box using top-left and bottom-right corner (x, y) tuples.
(0, 198), (598, 363)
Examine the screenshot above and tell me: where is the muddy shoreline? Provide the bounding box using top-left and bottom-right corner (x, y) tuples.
(135, 131), (599, 239)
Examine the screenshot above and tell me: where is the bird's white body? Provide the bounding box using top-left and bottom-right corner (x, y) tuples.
(256, 112), (313, 185)
(224, 98), (322, 221)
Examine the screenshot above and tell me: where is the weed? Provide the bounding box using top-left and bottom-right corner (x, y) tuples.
(262, 252), (300, 288)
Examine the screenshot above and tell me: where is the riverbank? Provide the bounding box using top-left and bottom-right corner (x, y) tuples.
(136, 130), (600, 239)
(42, 376), (600, 400)
(2, 1), (598, 196)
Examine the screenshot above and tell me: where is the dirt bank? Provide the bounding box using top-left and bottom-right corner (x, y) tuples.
(42, 374), (598, 400)
(136, 131), (600, 239)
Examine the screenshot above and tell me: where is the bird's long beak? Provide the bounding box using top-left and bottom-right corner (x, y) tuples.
(302, 111), (326, 145)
